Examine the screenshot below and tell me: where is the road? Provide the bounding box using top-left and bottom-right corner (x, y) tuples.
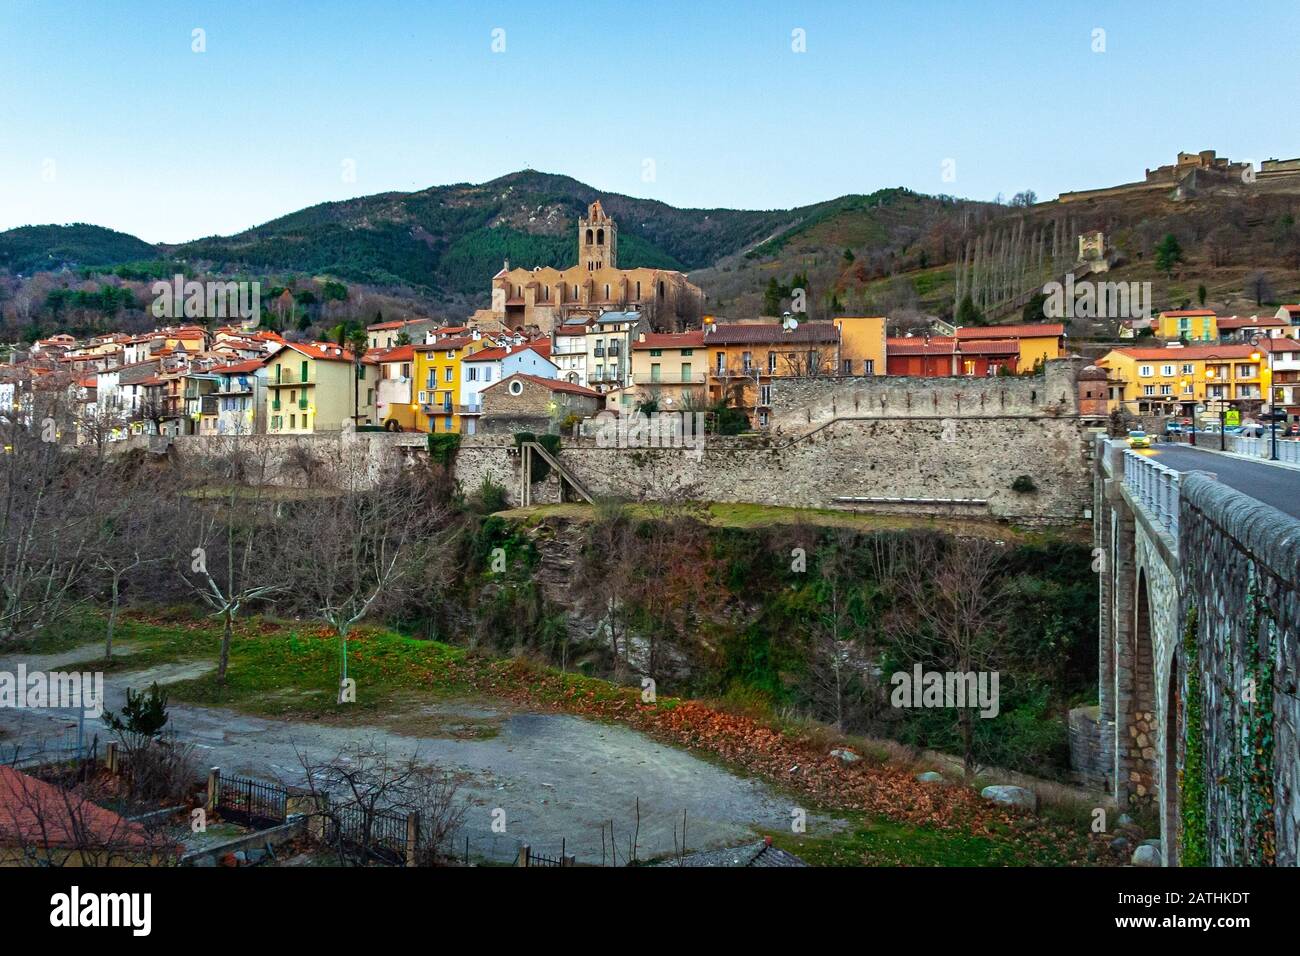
(1142, 443), (1300, 519)
(0, 645), (836, 864)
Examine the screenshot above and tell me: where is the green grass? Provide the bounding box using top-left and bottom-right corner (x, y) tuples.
(764, 811), (1073, 866)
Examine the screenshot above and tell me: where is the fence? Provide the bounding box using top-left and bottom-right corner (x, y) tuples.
(516, 841), (575, 868)
(212, 770), (288, 829)
(327, 802), (412, 866)
(1123, 448), (1181, 538)
(0, 728), (97, 770)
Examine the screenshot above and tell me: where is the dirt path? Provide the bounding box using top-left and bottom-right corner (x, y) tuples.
(0, 646), (838, 863)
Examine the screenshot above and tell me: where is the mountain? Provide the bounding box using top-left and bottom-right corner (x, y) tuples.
(0, 224), (159, 276)
(4, 168), (1298, 327)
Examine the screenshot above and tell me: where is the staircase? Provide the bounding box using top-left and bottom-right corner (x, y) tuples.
(519, 441), (594, 505)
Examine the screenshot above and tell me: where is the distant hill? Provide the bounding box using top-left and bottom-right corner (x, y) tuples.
(0, 224), (158, 275)
(3, 168), (1298, 327)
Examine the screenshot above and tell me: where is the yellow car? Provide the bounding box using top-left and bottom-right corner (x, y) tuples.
(1126, 430), (1152, 448)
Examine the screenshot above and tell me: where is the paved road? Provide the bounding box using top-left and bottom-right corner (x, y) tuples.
(1142, 444), (1300, 519)
(0, 645), (835, 864)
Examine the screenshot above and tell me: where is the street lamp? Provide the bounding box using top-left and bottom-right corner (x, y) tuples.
(1250, 333), (1279, 461)
(1205, 357), (1227, 451)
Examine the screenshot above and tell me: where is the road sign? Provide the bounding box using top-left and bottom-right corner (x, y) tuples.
(1225, 409), (1241, 427)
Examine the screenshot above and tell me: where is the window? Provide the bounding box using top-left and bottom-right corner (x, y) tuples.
(759, 384), (772, 406)
(650, 363), (661, 382)
(681, 362), (692, 381)
(864, 359), (875, 375)
(715, 352), (726, 373)
(444, 367), (453, 382)
(767, 351), (777, 373)
(508, 380), (524, 396)
(1159, 384), (1172, 395)
(1142, 385), (1155, 396)
(1139, 365), (1152, 377)
(467, 366), (478, 381)
(680, 348), (693, 357)
(742, 351), (753, 371)
(300, 360), (308, 382)
(484, 368), (492, 382)
(842, 359), (853, 374)
(649, 349), (663, 357)
(1161, 364), (1174, 376)
(1181, 364), (1194, 375)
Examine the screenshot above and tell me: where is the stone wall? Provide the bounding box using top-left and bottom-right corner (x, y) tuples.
(1180, 474), (1300, 866)
(454, 411), (1094, 523)
(767, 359), (1082, 435)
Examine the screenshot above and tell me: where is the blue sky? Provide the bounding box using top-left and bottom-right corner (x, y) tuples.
(1, 0), (1297, 243)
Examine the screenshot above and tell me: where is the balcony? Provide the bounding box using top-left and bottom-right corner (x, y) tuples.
(633, 372), (707, 385)
(269, 370), (313, 386)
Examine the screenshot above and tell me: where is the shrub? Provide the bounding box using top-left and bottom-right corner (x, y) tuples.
(1011, 475), (1038, 494)
(427, 433), (461, 467)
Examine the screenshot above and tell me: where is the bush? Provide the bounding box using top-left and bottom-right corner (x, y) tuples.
(471, 476), (509, 514)
(1011, 475), (1038, 494)
(427, 433), (461, 467)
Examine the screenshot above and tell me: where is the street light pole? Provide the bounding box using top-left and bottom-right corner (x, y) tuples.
(1250, 334), (1278, 461)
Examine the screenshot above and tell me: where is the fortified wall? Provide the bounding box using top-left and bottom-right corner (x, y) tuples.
(455, 360), (1098, 525)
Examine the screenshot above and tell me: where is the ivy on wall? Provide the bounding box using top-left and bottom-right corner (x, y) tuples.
(1244, 569), (1276, 866)
(427, 433), (461, 467)
(1179, 605), (1208, 866)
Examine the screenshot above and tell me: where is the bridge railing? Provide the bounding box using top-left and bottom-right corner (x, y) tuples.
(1123, 449), (1181, 538)
(1224, 433), (1300, 466)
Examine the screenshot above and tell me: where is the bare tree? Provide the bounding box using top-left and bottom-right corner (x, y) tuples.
(175, 437), (285, 684)
(806, 530), (869, 733)
(869, 533), (1006, 776)
(294, 742), (470, 866)
(281, 453), (449, 701)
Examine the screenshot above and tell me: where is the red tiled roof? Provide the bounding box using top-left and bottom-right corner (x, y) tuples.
(462, 343), (551, 362)
(954, 323), (1064, 339)
(1218, 315), (1286, 329)
(1159, 310), (1217, 317)
(485, 372), (601, 398)
(705, 322), (839, 345)
(0, 767), (152, 850)
(217, 359), (265, 375)
(635, 331), (706, 349)
(366, 345), (416, 364)
(281, 341), (356, 362)
(886, 336), (1018, 356)
(414, 336), (476, 353)
(1102, 344), (1256, 361)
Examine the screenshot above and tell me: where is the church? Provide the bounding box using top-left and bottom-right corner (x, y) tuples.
(483, 201), (705, 333)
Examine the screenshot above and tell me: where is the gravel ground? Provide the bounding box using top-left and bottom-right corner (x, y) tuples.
(0, 645), (838, 864)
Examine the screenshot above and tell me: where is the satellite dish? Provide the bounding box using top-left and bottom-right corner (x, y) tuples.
(783, 316), (799, 331)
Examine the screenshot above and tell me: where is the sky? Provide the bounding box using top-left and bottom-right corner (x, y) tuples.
(1, 0), (1297, 244)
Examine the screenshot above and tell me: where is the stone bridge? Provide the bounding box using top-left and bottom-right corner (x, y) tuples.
(1087, 436), (1300, 866)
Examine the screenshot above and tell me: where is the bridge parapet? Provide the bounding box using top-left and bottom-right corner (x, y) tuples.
(1122, 449), (1181, 539)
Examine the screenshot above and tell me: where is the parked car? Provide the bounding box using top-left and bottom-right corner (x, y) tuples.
(1164, 421), (1183, 435)
(1127, 430), (1152, 448)
(1237, 424), (1268, 438)
(1287, 422), (1300, 437)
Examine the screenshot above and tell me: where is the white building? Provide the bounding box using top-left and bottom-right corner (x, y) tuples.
(584, 311), (649, 393)
(552, 317), (593, 386)
(459, 342), (557, 434)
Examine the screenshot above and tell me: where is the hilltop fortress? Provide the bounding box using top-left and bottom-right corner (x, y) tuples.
(1059, 149), (1300, 204)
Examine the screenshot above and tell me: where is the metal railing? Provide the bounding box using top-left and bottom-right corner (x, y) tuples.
(1123, 449), (1181, 538)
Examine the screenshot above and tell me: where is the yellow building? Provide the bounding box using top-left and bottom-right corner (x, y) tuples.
(833, 316), (886, 375)
(265, 341), (373, 434)
(412, 333), (490, 433)
(626, 330), (707, 411)
(1156, 310), (1217, 342)
(1097, 343), (1260, 416)
(955, 323), (1065, 373)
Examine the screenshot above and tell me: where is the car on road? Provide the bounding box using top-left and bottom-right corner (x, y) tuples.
(1127, 430), (1152, 448)
(1164, 421), (1183, 436)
